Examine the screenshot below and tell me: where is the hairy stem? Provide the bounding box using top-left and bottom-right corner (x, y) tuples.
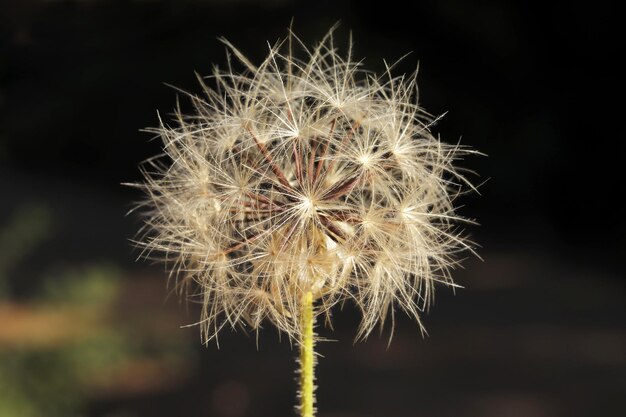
(299, 291), (316, 417)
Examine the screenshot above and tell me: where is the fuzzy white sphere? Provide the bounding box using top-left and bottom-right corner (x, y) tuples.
(135, 28), (477, 343)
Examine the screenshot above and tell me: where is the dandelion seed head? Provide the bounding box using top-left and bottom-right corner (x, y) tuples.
(133, 26), (478, 343)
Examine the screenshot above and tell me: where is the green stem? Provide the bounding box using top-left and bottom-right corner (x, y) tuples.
(299, 291), (316, 417)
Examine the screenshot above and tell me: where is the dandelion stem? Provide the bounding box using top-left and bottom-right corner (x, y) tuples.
(299, 291), (316, 417)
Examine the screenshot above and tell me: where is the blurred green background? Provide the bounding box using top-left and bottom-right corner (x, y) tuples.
(1, 1), (623, 417)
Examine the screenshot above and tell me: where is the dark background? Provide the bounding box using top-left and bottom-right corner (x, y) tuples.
(1, 1), (623, 417)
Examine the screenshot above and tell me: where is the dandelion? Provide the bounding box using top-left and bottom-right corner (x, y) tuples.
(132, 26), (478, 417)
